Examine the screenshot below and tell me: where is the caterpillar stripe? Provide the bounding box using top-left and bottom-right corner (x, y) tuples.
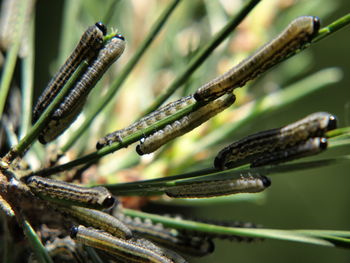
(194, 16), (320, 102)
(114, 212), (214, 257)
(70, 225), (177, 263)
(165, 174), (271, 198)
(26, 176), (115, 209)
(251, 137), (328, 167)
(33, 22), (106, 123)
(38, 34), (125, 144)
(214, 112), (336, 170)
(96, 95), (196, 149)
(60, 205), (132, 239)
(136, 94), (235, 155)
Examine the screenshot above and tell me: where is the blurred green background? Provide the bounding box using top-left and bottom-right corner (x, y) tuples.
(29, 0), (350, 262)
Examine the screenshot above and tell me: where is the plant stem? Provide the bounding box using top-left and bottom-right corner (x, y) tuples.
(20, 217), (53, 263)
(122, 209), (337, 247)
(313, 13), (350, 42)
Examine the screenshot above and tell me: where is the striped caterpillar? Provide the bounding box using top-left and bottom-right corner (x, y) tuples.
(165, 174), (271, 198)
(136, 94), (235, 155)
(59, 205), (133, 239)
(214, 112), (336, 170)
(33, 22), (106, 123)
(70, 225), (184, 263)
(26, 176), (115, 209)
(38, 34), (125, 144)
(96, 95), (196, 149)
(194, 16), (320, 102)
(251, 137), (327, 167)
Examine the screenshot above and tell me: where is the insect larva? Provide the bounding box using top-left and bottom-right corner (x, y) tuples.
(25, 176), (115, 209)
(52, 34), (125, 119)
(70, 225), (175, 263)
(60, 205), (133, 239)
(214, 112), (336, 170)
(136, 94), (235, 155)
(114, 212), (214, 257)
(96, 95), (196, 149)
(165, 174), (271, 198)
(251, 137), (327, 167)
(38, 34), (125, 144)
(194, 16), (320, 102)
(33, 22), (106, 123)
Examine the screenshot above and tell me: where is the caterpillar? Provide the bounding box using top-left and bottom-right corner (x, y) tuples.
(33, 22), (106, 123)
(251, 137), (328, 167)
(165, 174), (271, 198)
(38, 34), (125, 144)
(214, 112), (336, 170)
(70, 225), (180, 263)
(26, 176), (115, 209)
(96, 95), (196, 149)
(194, 16), (320, 102)
(60, 205), (133, 239)
(136, 94), (235, 155)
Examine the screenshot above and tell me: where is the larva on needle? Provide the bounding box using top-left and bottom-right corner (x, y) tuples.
(96, 95), (196, 149)
(214, 112), (336, 170)
(26, 176), (116, 209)
(33, 22), (106, 123)
(165, 174), (271, 198)
(136, 94), (235, 155)
(70, 225), (176, 263)
(251, 137), (328, 167)
(194, 16), (320, 102)
(38, 34), (125, 144)
(60, 205), (133, 239)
